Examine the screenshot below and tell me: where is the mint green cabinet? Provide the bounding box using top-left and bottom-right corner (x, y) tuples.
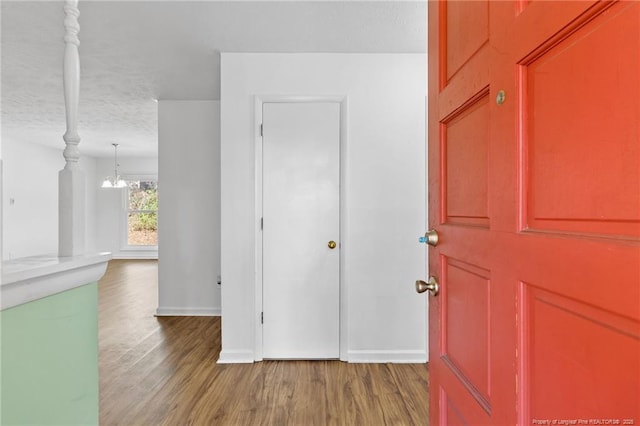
(1, 283), (98, 425)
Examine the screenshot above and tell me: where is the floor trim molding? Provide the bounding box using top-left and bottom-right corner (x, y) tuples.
(155, 307), (221, 316)
(217, 350), (255, 364)
(348, 350), (427, 364)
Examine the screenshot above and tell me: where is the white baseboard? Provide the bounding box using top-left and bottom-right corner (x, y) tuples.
(112, 253), (158, 260)
(348, 350), (427, 364)
(217, 349), (426, 364)
(155, 307), (221, 316)
(217, 350), (255, 364)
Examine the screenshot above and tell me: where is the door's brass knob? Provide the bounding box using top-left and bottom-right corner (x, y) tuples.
(424, 229), (439, 247)
(416, 277), (439, 296)
(328, 241), (337, 249)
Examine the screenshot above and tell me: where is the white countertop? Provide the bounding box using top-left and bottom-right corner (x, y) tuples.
(1, 252), (112, 310)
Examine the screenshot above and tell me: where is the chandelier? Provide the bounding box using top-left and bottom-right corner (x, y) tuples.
(101, 143), (127, 188)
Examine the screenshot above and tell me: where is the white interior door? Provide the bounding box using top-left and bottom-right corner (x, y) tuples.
(262, 102), (340, 359)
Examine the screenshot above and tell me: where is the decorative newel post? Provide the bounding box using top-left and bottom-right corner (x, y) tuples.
(59, 0), (85, 256)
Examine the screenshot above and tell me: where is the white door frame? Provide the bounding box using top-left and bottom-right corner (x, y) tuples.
(254, 95), (349, 361)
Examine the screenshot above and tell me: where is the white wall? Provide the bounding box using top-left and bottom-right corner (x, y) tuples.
(84, 155), (98, 254)
(157, 101), (221, 316)
(220, 53), (426, 363)
(95, 156), (158, 259)
(2, 139), (97, 260)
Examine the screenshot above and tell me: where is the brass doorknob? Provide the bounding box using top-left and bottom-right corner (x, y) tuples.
(424, 229), (439, 247)
(328, 241), (337, 249)
(416, 277), (439, 296)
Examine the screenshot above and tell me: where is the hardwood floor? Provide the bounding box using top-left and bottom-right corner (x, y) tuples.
(99, 260), (430, 425)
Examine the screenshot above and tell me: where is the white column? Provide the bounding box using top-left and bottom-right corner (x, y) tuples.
(59, 0), (84, 257)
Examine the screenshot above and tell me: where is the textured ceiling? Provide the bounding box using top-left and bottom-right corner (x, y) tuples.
(1, 1), (426, 157)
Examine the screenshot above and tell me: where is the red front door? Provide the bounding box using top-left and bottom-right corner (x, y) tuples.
(427, 1), (640, 424)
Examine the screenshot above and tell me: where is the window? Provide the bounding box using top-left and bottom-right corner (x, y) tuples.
(125, 180), (158, 246)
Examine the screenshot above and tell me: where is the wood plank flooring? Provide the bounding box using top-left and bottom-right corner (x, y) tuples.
(99, 260), (430, 425)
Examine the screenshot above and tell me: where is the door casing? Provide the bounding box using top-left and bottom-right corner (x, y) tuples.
(253, 95), (349, 361)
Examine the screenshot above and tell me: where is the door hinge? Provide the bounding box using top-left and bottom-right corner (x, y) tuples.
(260, 217), (263, 230)
(261, 312), (264, 324)
(260, 123), (263, 137)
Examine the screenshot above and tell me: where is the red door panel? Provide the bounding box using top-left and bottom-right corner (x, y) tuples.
(443, 257), (491, 404)
(526, 286), (639, 417)
(443, 91), (490, 227)
(428, 1), (640, 424)
(523, 2), (640, 238)
(443, 0), (489, 82)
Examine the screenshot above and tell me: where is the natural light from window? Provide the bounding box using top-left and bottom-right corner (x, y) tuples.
(126, 180), (158, 246)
